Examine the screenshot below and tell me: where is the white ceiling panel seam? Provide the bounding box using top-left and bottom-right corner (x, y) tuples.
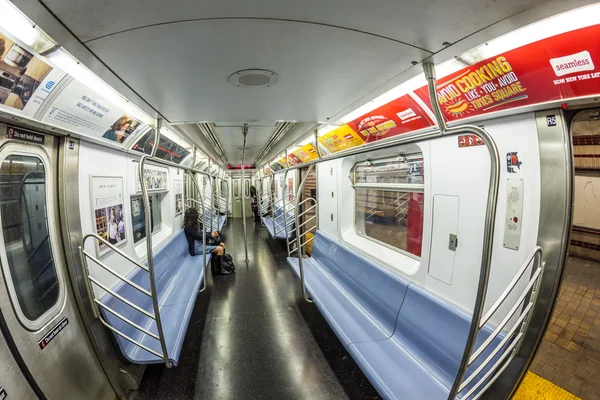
(83, 17), (435, 53)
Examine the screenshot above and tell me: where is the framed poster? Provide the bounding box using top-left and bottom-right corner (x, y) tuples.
(90, 176), (126, 256)
(134, 163), (168, 192)
(174, 180), (183, 215)
(288, 177), (295, 201)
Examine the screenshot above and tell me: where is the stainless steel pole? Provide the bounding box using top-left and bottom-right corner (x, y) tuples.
(420, 62), (500, 400)
(295, 164), (315, 303)
(241, 124), (249, 264)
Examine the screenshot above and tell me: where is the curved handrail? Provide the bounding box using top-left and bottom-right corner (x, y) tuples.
(139, 155), (171, 367)
(294, 164), (316, 303)
(184, 170), (208, 293)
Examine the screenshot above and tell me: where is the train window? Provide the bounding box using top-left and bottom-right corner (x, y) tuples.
(131, 194), (162, 243)
(233, 180), (239, 198)
(220, 180), (227, 195)
(0, 155), (60, 321)
(244, 179), (250, 198)
(352, 156), (424, 258)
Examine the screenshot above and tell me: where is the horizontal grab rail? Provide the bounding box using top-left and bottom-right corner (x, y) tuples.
(298, 215), (317, 230)
(95, 299), (160, 340)
(470, 266), (542, 363)
(479, 247), (542, 327)
(82, 233), (148, 272)
(88, 276), (156, 320)
(82, 250), (152, 297)
(460, 301), (533, 391)
(96, 317), (164, 359)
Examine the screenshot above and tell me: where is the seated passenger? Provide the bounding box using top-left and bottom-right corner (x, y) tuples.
(183, 208), (231, 275)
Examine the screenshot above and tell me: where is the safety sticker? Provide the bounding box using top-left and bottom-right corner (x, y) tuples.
(5, 126), (45, 145)
(38, 317), (69, 350)
(0, 386), (6, 400)
(507, 152), (522, 173)
(458, 134), (484, 148)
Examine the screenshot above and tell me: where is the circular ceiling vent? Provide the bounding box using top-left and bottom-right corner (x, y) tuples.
(228, 69), (279, 88)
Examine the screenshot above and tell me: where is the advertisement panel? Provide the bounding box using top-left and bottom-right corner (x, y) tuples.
(346, 94), (435, 143)
(41, 79), (147, 145)
(132, 129), (191, 163)
(293, 143), (319, 163)
(318, 124), (365, 153)
(90, 176), (126, 255)
(414, 24), (600, 122)
(287, 153), (302, 166)
(135, 163), (168, 192)
(174, 179), (183, 215)
(0, 30), (66, 118)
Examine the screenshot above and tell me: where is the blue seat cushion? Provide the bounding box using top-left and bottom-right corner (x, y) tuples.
(287, 230), (506, 400)
(287, 257), (391, 346)
(262, 214), (294, 239)
(99, 230), (211, 366)
(310, 231), (409, 338)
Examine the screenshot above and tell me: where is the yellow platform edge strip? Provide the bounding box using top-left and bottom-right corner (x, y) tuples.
(513, 371), (580, 400)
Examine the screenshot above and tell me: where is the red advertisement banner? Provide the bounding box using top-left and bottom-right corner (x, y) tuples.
(287, 153), (302, 166)
(347, 94), (435, 144)
(415, 25), (600, 122)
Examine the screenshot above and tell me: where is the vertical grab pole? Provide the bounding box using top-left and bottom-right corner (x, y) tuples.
(208, 159), (213, 233)
(420, 62), (500, 400)
(283, 169), (290, 254)
(257, 173), (263, 226)
(314, 128), (323, 159)
(241, 124), (249, 264)
(271, 172), (277, 238)
(185, 170), (208, 293)
(139, 126), (171, 367)
(295, 164), (315, 303)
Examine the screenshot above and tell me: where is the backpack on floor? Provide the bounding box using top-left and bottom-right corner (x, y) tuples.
(222, 254), (236, 273)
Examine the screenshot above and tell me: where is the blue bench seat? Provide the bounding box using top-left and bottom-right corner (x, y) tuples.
(287, 231), (505, 400)
(262, 206), (295, 239)
(204, 212), (227, 232)
(99, 230), (211, 365)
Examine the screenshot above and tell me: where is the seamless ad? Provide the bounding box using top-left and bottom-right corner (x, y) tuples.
(414, 24), (600, 122)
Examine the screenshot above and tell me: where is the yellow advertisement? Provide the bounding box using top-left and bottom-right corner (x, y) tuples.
(318, 125), (365, 153)
(292, 143), (319, 163)
(276, 157), (287, 168)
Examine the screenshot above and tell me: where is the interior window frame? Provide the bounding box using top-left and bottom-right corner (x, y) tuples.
(130, 193), (163, 245)
(0, 146), (66, 331)
(351, 154), (425, 260)
(244, 179), (250, 198)
(233, 179), (240, 199)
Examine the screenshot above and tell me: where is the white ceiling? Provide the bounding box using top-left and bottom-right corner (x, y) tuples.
(33, 0), (574, 164)
(39, 0), (550, 124)
(213, 122), (278, 164)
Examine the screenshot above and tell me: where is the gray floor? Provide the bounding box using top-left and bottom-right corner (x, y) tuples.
(135, 218), (380, 400)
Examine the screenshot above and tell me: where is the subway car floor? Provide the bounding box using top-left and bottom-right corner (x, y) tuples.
(134, 218), (381, 400)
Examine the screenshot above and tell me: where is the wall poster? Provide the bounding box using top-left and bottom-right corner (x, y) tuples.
(174, 179), (183, 215)
(135, 163), (168, 192)
(41, 79), (147, 145)
(90, 176), (126, 255)
(0, 29), (67, 118)
(288, 177), (295, 201)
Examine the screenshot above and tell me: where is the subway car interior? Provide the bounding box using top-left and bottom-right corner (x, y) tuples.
(1, 0), (600, 399)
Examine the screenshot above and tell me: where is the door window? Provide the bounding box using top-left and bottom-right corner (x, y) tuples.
(0, 155), (60, 321)
(233, 179), (239, 198)
(244, 179), (250, 198)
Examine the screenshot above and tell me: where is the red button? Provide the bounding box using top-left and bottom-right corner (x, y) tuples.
(513, 217), (518, 223)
